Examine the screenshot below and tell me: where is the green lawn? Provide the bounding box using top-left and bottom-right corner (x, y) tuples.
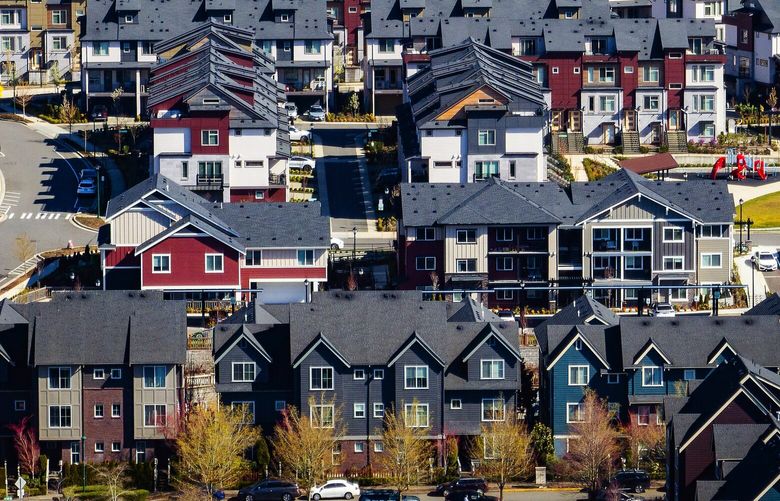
(740, 192), (780, 228)
(63, 485), (149, 501)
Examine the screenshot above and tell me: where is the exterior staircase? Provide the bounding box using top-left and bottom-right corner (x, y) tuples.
(622, 131), (640, 154)
(551, 132), (584, 155)
(567, 132), (584, 154)
(185, 331), (217, 405)
(665, 131), (688, 153)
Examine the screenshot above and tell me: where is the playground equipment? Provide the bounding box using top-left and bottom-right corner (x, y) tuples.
(710, 149), (768, 180)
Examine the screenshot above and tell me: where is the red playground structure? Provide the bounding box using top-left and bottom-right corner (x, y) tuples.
(710, 149), (768, 180)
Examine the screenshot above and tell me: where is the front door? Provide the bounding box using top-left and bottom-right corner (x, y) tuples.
(651, 123), (662, 144)
(602, 123), (616, 144)
(70, 441), (80, 464)
(668, 110), (683, 130)
(624, 110), (637, 132)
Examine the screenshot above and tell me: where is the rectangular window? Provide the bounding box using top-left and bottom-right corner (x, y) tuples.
(416, 256), (436, 271)
(684, 369), (696, 381)
(143, 366), (166, 388)
(415, 227), (435, 240)
(642, 65), (660, 82)
(143, 405), (166, 427)
(607, 374), (619, 384)
(232, 362), (256, 382)
(496, 289), (514, 301)
(48, 367), (71, 389)
(52, 36), (67, 51)
(456, 259), (477, 273)
(482, 398), (505, 421)
(354, 403), (366, 418)
(353, 369), (365, 380)
(702, 122), (715, 138)
(700, 225), (725, 238)
(49, 406), (72, 428)
(112, 403), (121, 418)
(625, 256), (643, 270)
(374, 442), (384, 452)
(599, 95), (616, 112)
(205, 254), (224, 273)
(404, 365), (429, 389)
(642, 366), (663, 387)
(245, 249), (262, 267)
(624, 66), (634, 74)
(496, 256), (513, 271)
(403, 403), (429, 427)
(0, 10), (17, 25)
(93, 42), (109, 56)
(481, 360), (505, 380)
(643, 95), (660, 111)
(140, 41), (153, 55)
(280, 14), (290, 22)
(374, 369), (384, 380)
(526, 227), (546, 240)
(378, 39), (395, 53)
(135, 442), (146, 463)
(450, 399), (462, 410)
(701, 253), (722, 268)
(566, 403), (585, 423)
(297, 249), (315, 266)
(93, 368), (105, 380)
(373, 403), (385, 418)
(152, 254), (170, 273)
(14, 400), (25, 411)
(663, 227), (684, 242)
(275, 400), (286, 411)
(456, 229), (477, 244)
(95, 442), (105, 453)
(663, 257), (684, 270)
(637, 405), (651, 426)
(568, 365), (589, 386)
(496, 228), (513, 242)
(478, 129), (496, 146)
(310, 367), (334, 390)
(111, 442), (121, 452)
(474, 161), (499, 179)
(693, 65), (715, 82)
(51, 10), (67, 24)
(229, 401), (255, 424)
(694, 95), (715, 112)
(180, 161), (189, 180)
(311, 405), (335, 428)
(201, 130), (219, 146)
(304, 40), (322, 54)
(94, 404), (104, 418)
(624, 228), (644, 241)
(111, 368), (122, 379)
(354, 442), (364, 453)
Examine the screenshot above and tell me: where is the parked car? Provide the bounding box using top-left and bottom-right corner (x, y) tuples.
(497, 309), (515, 321)
(444, 491), (497, 501)
(608, 469), (651, 494)
(76, 178), (97, 196)
(307, 104), (326, 121)
(284, 102), (298, 121)
(288, 156), (315, 170)
(80, 167), (98, 180)
(435, 478), (488, 496)
(310, 479), (360, 500)
(330, 237), (345, 250)
(91, 105), (108, 121)
(289, 125), (311, 143)
(359, 490), (419, 501)
(237, 479), (301, 501)
(754, 251), (778, 271)
(651, 302), (675, 318)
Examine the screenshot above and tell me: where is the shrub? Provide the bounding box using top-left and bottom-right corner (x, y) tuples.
(613, 146), (623, 154)
(582, 158), (617, 181)
(639, 145), (650, 154)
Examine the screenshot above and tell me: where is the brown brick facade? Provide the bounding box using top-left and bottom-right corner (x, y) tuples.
(83, 387), (128, 462)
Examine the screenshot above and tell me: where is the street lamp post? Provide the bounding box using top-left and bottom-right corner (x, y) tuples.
(752, 256), (756, 308)
(81, 434), (86, 492)
(739, 198), (744, 253)
(351, 226), (357, 273)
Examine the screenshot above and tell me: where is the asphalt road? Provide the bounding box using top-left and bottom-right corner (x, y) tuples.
(0, 119), (96, 279)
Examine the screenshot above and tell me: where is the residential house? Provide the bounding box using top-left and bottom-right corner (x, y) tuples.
(397, 39), (547, 184)
(0, 299), (34, 460)
(81, 0), (333, 118)
(399, 168), (734, 309)
(100, 175), (330, 303)
(664, 356), (780, 501)
(148, 23), (290, 203)
(535, 297), (780, 456)
(213, 291), (522, 471)
(0, 291), (186, 464)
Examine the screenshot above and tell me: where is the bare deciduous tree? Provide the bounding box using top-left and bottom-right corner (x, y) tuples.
(563, 389), (620, 496)
(175, 402), (260, 498)
(14, 233), (36, 262)
(623, 419), (666, 470)
(477, 416), (534, 501)
(272, 396), (343, 499)
(14, 83), (33, 116)
(6, 416), (40, 478)
(374, 402), (432, 497)
(59, 99), (81, 134)
(91, 462), (129, 501)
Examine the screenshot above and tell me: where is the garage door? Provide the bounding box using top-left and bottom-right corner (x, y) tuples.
(250, 281), (306, 304)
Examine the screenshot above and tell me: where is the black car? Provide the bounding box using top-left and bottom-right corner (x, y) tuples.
(609, 470), (651, 493)
(90, 104), (108, 122)
(444, 491), (497, 501)
(238, 479), (301, 501)
(435, 478), (489, 496)
(359, 489), (419, 501)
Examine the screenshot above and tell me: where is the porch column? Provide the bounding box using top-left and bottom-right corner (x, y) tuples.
(135, 69), (141, 118)
(84, 66), (89, 112)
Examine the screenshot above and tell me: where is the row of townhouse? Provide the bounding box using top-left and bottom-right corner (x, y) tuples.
(533, 295), (780, 470)
(214, 290), (522, 470)
(148, 23), (292, 204)
(398, 168), (734, 309)
(367, 0), (727, 152)
(664, 355), (780, 501)
(100, 174), (331, 303)
(0, 0), (84, 85)
(0, 291), (185, 464)
(80, 0), (333, 118)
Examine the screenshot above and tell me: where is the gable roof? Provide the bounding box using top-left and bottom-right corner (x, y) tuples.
(543, 325), (612, 370)
(135, 214), (247, 255)
(214, 324), (273, 364)
(535, 295), (619, 334)
(631, 338), (673, 367)
(461, 324), (522, 362)
(747, 293), (780, 315)
(0, 299), (28, 325)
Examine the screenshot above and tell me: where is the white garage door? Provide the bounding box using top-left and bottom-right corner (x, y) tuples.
(251, 281), (306, 304)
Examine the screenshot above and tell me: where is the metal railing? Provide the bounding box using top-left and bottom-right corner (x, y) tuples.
(12, 287), (52, 303)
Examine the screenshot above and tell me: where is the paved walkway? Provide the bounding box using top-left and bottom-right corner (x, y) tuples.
(727, 176), (780, 203)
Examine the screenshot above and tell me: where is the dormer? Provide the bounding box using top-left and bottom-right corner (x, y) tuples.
(555, 0), (581, 19)
(585, 36), (613, 56)
(461, 0), (491, 18)
(399, 0), (425, 21)
(115, 0), (141, 13)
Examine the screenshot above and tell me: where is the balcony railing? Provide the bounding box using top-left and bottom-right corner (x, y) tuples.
(269, 173), (286, 186)
(375, 80), (403, 90)
(488, 241), (548, 253)
(195, 174), (224, 190)
(623, 238), (651, 252)
(593, 239), (619, 252)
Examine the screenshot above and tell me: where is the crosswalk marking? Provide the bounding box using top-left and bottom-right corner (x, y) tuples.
(1, 212), (74, 221)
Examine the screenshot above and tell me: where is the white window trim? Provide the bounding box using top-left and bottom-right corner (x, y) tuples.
(93, 368), (105, 380)
(353, 403), (366, 418)
(641, 366), (664, 387)
(309, 366), (335, 391)
(480, 359), (506, 380)
(151, 254), (171, 274)
(456, 229), (477, 244)
(244, 249), (263, 268)
(142, 366), (166, 389)
(568, 365), (590, 386)
(49, 405), (72, 428)
(111, 442), (121, 452)
(48, 366), (71, 390)
(95, 442), (105, 453)
(354, 369), (365, 380)
(94, 404), (104, 418)
(661, 227), (684, 243)
(373, 369), (384, 380)
(374, 442), (383, 452)
(201, 129), (219, 146)
(663, 256), (685, 271)
(373, 402), (384, 418)
(701, 253), (722, 268)
(566, 402), (585, 423)
(111, 403), (121, 418)
(310, 404), (335, 428)
(231, 362), (256, 383)
(637, 405), (651, 426)
(403, 403), (430, 427)
(143, 404), (167, 428)
(205, 253), (224, 273)
(450, 399), (462, 410)
(481, 398), (506, 422)
(297, 249), (316, 266)
(496, 257), (513, 271)
(477, 129), (496, 146)
(496, 228), (513, 242)
(404, 365), (429, 389)
(354, 442), (364, 453)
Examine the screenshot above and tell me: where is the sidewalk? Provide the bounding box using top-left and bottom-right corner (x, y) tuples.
(0, 103), (126, 197)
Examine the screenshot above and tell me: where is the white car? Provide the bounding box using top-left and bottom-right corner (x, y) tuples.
(310, 480), (360, 501)
(289, 155), (315, 170)
(330, 237), (345, 250)
(284, 102), (298, 121)
(754, 251), (778, 271)
(652, 302), (676, 318)
(289, 125), (310, 143)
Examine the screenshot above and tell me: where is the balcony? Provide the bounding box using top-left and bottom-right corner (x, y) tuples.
(375, 79), (403, 91)
(194, 174), (224, 191)
(593, 238), (619, 252)
(488, 240), (548, 254)
(623, 237), (651, 252)
(269, 173), (286, 186)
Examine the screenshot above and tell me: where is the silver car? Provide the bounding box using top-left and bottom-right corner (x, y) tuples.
(652, 302), (675, 317)
(754, 251), (778, 271)
(288, 156), (315, 170)
(307, 104), (326, 121)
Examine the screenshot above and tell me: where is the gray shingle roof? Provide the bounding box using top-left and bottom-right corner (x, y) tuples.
(535, 295), (619, 335)
(712, 424), (772, 460)
(746, 293), (780, 315)
(15, 291), (186, 366)
(0, 299), (28, 325)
